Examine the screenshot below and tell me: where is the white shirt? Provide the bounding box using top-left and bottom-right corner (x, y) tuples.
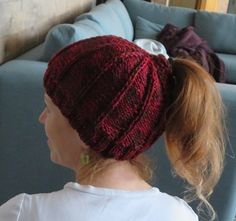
(0, 182), (198, 221)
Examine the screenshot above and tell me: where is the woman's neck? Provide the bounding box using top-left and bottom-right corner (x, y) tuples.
(76, 160), (152, 191)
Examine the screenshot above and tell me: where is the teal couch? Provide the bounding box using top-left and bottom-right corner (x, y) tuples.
(0, 0), (235, 220)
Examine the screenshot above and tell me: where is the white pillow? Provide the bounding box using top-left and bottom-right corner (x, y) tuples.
(134, 39), (169, 59)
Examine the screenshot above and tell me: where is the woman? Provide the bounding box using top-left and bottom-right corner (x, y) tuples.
(0, 35), (225, 221)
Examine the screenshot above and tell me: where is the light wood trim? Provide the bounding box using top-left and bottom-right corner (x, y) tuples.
(152, 0), (169, 6)
(196, 0), (206, 9)
(196, 0), (229, 12)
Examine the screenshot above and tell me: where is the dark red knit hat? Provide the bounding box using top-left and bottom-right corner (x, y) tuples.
(44, 35), (172, 160)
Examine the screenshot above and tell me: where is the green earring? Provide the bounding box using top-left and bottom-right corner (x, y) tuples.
(80, 153), (90, 165)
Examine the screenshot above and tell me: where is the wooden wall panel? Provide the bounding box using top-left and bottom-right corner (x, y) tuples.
(151, 0), (169, 5)
(0, 0), (96, 64)
(228, 0), (236, 13)
(219, 0), (230, 12)
(196, 0), (229, 12)
(157, 0), (230, 12)
(169, 0), (197, 8)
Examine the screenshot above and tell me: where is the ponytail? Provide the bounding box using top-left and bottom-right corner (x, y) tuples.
(164, 58), (226, 220)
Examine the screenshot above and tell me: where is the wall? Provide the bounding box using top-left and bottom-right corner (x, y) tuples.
(151, 0), (196, 8)
(151, 0), (169, 6)
(219, 0), (230, 12)
(0, 0), (96, 64)
(169, 0), (197, 8)
(228, 0), (236, 13)
(197, 0), (229, 12)
(153, 0), (230, 12)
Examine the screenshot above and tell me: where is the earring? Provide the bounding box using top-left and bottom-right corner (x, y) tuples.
(80, 153), (90, 165)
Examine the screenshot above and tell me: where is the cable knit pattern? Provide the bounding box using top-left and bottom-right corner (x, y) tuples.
(44, 35), (173, 160)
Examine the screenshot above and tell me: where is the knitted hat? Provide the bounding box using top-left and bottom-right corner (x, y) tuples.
(44, 35), (173, 160)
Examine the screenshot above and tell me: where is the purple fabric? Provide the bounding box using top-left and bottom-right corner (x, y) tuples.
(157, 24), (225, 83)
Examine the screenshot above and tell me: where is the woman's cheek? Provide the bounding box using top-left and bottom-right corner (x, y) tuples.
(44, 114), (56, 138)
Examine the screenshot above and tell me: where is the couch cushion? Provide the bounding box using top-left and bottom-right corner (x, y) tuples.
(42, 19), (104, 61)
(217, 53), (236, 84)
(124, 0), (196, 28)
(107, 0), (133, 40)
(76, 0), (133, 41)
(195, 11), (236, 54)
(135, 16), (164, 39)
(41, 0), (133, 62)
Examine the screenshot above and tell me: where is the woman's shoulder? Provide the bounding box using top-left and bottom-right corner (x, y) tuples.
(0, 183), (199, 221)
(155, 190), (199, 221)
(0, 193), (26, 221)
(0, 187), (68, 221)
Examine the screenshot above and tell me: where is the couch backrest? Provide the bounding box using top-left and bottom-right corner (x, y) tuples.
(194, 11), (236, 54)
(75, 0), (133, 41)
(124, 0), (236, 56)
(123, 0), (196, 28)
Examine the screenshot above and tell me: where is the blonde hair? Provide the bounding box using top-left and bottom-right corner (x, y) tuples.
(77, 58), (226, 221)
(164, 58), (226, 220)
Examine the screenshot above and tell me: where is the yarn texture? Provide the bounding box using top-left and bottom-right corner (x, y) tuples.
(44, 35), (173, 160)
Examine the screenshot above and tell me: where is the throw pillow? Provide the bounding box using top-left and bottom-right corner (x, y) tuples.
(135, 16), (163, 40)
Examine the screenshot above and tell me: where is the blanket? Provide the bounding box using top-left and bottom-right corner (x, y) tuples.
(157, 24), (225, 83)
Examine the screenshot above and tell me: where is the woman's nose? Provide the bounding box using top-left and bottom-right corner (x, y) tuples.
(38, 109), (46, 124)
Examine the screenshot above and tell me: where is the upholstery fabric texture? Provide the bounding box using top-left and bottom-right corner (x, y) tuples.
(76, 0), (133, 40)
(123, 0), (196, 27)
(194, 11), (236, 54)
(217, 53), (236, 84)
(42, 0), (133, 62)
(135, 16), (164, 39)
(42, 20), (104, 61)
